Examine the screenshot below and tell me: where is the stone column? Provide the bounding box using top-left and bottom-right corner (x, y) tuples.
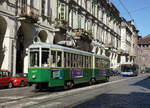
(115, 53), (118, 68)
(109, 52), (113, 68)
(102, 49), (106, 56)
(23, 50), (28, 74)
(97, 47), (101, 55)
(121, 55), (126, 63)
(2, 17), (17, 76)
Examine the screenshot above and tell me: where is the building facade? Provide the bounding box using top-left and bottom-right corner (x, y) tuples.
(0, 0), (138, 75)
(137, 35), (150, 70)
(120, 18), (139, 64)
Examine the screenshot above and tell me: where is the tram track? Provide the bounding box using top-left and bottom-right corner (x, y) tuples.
(0, 73), (149, 107)
(24, 74), (150, 108)
(26, 74), (150, 108)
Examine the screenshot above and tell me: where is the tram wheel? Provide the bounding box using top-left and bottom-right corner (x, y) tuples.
(105, 76), (109, 82)
(20, 81), (25, 87)
(64, 82), (69, 90)
(35, 84), (42, 91)
(89, 78), (96, 85)
(64, 81), (73, 90)
(8, 82), (13, 88)
(69, 81), (73, 89)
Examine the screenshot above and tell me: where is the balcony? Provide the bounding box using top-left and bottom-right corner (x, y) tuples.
(74, 29), (93, 42)
(54, 18), (68, 30)
(124, 50), (129, 56)
(130, 52), (136, 57)
(19, 6), (39, 23)
(118, 49), (124, 55)
(105, 42), (113, 49)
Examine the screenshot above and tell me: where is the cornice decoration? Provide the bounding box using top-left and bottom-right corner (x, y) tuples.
(118, 49), (124, 55)
(19, 11), (39, 23)
(74, 28), (93, 42)
(54, 18), (68, 30)
(105, 42), (113, 49)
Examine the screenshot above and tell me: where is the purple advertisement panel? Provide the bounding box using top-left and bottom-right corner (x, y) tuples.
(100, 70), (106, 76)
(71, 69), (83, 78)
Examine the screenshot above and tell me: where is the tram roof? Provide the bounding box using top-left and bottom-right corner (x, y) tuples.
(29, 42), (109, 60)
(121, 62), (137, 65)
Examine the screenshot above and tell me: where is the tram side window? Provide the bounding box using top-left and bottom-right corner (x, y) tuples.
(64, 52), (70, 67)
(80, 55), (83, 68)
(99, 58), (101, 68)
(98, 58), (101, 69)
(78, 55), (82, 68)
(73, 54), (75, 67)
(85, 56), (87, 68)
(57, 51), (62, 67)
(71, 53), (74, 67)
(88, 57), (91, 68)
(82, 55), (84, 68)
(100, 59), (103, 69)
(84, 56), (87, 68)
(42, 48), (49, 67)
(103, 60), (106, 68)
(69, 53), (71, 67)
(85, 56), (88, 68)
(73, 54), (78, 68)
(87, 56), (89, 68)
(30, 50), (39, 67)
(51, 51), (56, 67)
(102, 60), (104, 69)
(81, 55), (83, 68)
(67, 53), (70, 67)
(64, 52), (66, 67)
(75, 54), (78, 67)
(95, 58), (98, 68)
(106, 61), (109, 68)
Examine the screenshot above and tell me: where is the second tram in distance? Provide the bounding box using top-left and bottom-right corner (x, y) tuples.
(28, 42), (110, 90)
(120, 62), (139, 76)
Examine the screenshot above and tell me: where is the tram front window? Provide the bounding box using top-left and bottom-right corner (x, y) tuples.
(42, 48), (49, 67)
(121, 65), (132, 72)
(30, 49), (39, 67)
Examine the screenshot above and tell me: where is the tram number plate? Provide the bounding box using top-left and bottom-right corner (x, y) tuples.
(51, 69), (62, 80)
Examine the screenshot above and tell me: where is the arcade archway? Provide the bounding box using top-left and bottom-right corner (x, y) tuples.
(0, 16), (7, 68)
(16, 22), (36, 73)
(38, 30), (48, 42)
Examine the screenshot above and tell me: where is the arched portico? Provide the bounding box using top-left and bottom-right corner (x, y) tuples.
(0, 16), (7, 69)
(38, 30), (48, 42)
(16, 22), (37, 74)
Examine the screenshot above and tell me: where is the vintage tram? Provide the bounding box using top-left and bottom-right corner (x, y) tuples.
(28, 42), (110, 90)
(120, 62), (139, 76)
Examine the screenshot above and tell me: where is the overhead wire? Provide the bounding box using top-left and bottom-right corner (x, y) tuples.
(117, 0), (139, 29)
(115, 0), (149, 36)
(117, 0), (133, 20)
(130, 6), (150, 13)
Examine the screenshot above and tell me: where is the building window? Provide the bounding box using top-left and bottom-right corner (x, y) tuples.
(21, 0), (27, 13)
(57, 1), (66, 20)
(78, 14), (81, 28)
(41, 0), (45, 16)
(69, 10), (73, 27)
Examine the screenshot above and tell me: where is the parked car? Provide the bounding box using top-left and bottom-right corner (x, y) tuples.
(110, 68), (119, 76)
(0, 70), (13, 88)
(11, 73), (28, 87)
(140, 70), (145, 74)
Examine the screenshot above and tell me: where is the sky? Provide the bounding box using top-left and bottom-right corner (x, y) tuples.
(110, 0), (150, 37)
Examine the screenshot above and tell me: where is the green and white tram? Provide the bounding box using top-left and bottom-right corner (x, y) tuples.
(28, 42), (110, 90)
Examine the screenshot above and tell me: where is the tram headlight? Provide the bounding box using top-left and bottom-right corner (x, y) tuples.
(14, 80), (18, 82)
(32, 75), (36, 79)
